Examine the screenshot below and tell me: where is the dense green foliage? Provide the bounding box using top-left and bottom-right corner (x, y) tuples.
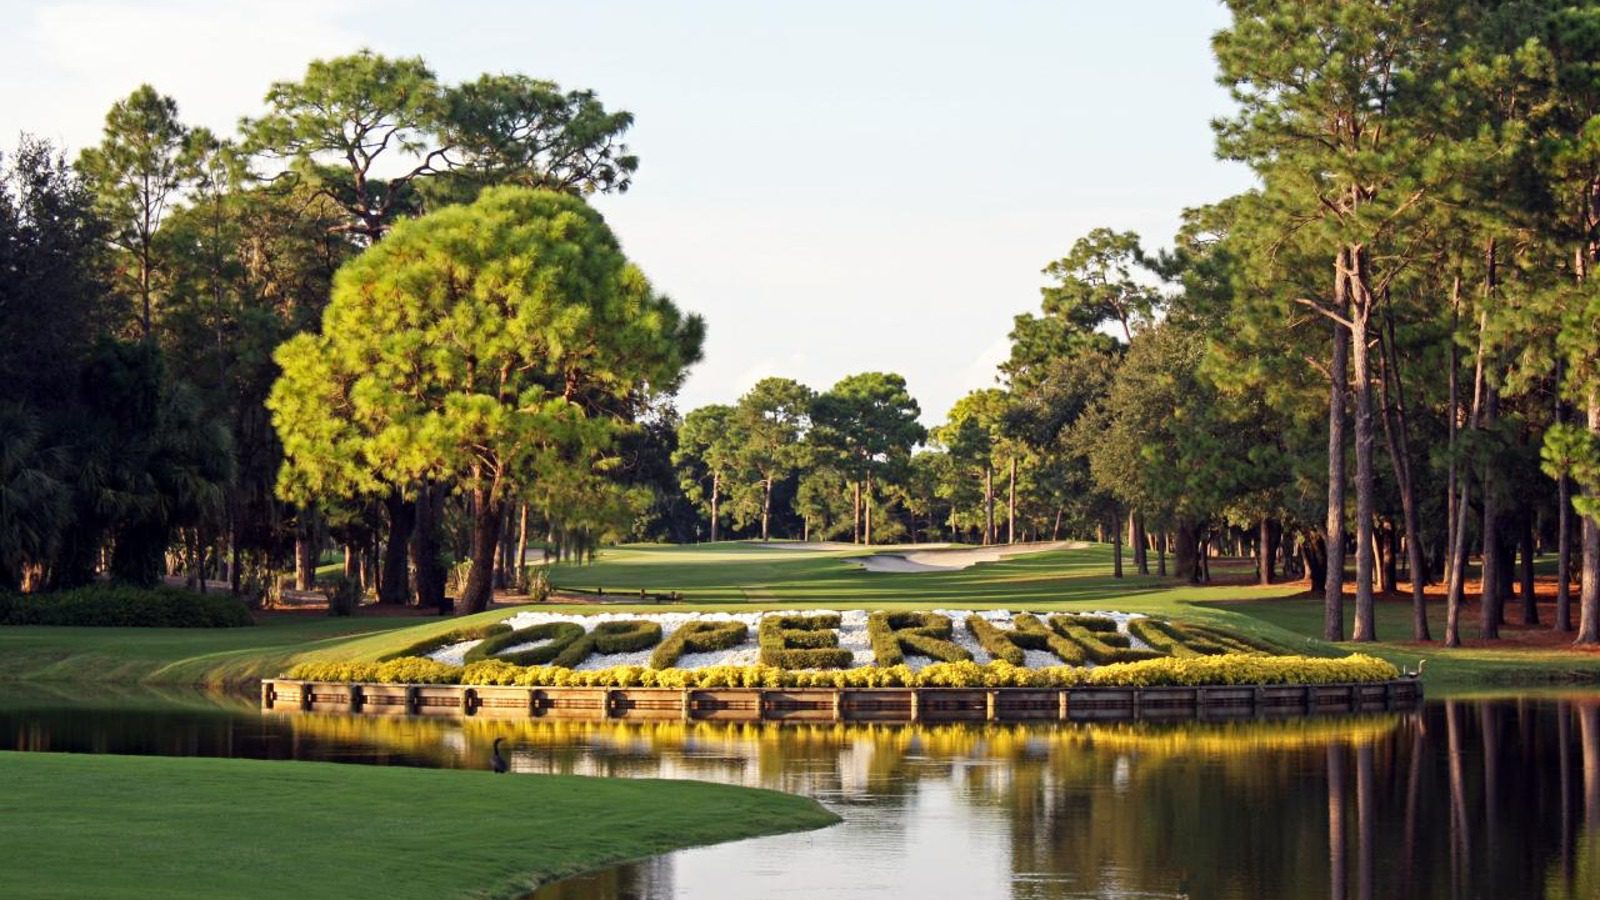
(648, 619), (749, 668)
(462, 621), (584, 666)
(866, 611), (971, 666)
(379, 622), (513, 661)
(0, 585), (251, 628)
(757, 613), (853, 669)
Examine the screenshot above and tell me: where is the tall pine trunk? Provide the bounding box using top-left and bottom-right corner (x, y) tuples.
(412, 482), (447, 613)
(1520, 518), (1538, 625)
(1579, 392), (1600, 645)
(1446, 308), (1489, 647)
(865, 473), (874, 546)
(1557, 359), (1573, 633)
(1325, 304), (1349, 641)
(709, 471), (720, 543)
(1481, 382), (1502, 640)
(1348, 249), (1377, 642)
(1133, 512), (1148, 574)
(1113, 508), (1123, 578)
(984, 466), (995, 546)
(514, 502), (529, 588)
(1377, 303), (1430, 639)
(1008, 457), (1017, 544)
(379, 491), (415, 605)
(460, 486), (502, 614)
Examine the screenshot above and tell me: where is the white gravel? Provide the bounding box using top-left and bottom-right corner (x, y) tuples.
(424, 607), (1150, 671)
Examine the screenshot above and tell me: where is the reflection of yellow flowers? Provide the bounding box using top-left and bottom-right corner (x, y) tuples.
(276, 708), (1403, 763)
(284, 653), (1400, 688)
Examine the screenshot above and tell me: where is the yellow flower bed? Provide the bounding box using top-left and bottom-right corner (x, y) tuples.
(283, 653), (1399, 689)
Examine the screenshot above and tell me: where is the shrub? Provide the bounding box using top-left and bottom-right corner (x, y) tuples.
(321, 575), (361, 617)
(296, 652), (1399, 689)
(1009, 614), (1088, 665)
(549, 619), (664, 668)
(1048, 615), (1161, 665)
(649, 619), (750, 669)
(868, 612), (970, 666)
(464, 621), (586, 665)
(0, 585), (253, 628)
(1060, 614), (1119, 633)
(758, 614), (852, 669)
(519, 566), (551, 602)
(965, 615), (1026, 665)
(284, 657), (462, 684)
(379, 621), (513, 661)
(1127, 617), (1199, 657)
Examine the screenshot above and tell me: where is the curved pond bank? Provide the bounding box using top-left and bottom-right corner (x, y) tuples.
(2, 687), (1597, 899)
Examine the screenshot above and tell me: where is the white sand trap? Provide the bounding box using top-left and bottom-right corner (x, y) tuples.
(852, 540), (1088, 573)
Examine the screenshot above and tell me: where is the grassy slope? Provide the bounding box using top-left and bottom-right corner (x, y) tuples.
(0, 616), (426, 687)
(3, 542), (1597, 693)
(0, 752), (838, 900)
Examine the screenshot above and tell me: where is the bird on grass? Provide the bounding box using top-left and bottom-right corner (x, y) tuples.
(491, 737), (509, 774)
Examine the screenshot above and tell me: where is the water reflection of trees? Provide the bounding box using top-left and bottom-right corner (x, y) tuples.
(9, 692), (1597, 899)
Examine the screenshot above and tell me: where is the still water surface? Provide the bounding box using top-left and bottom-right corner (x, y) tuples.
(2, 685), (1596, 899)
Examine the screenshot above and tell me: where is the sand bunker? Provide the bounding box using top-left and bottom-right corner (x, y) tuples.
(852, 541), (1087, 573)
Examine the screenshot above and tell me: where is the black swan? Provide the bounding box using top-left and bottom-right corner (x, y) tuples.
(491, 737), (509, 774)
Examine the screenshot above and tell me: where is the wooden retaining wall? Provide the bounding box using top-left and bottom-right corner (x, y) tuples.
(260, 678), (1422, 724)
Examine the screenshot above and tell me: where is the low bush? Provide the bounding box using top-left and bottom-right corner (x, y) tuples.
(1059, 614), (1119, 633)
(1047, 615), (1161, 665)
(1127, 617), (1199, 657)
(965, 614), (1086, 665)
(867, 612), (970, 666)
(758, 614), (852, 669)
(433, 653), (1401, 689)
(649, 620), (750, 669)
(964, 616), (1026, 665)
(284, 657), (463, 684)
(0, 585), (253, 628)
(380, 621), (513, 661)
(550, 620), (664, 668)
(1009, 614), (1088, 665)
(464, 622), (586, 665)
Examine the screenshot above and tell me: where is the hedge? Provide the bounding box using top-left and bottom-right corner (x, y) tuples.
(463, 622), (585, 665)
(867, 612), (970, 666)
(964, 614), (1086, 666)
(1048, 615), (1161, 664)
(0, 585), (253, 628)
(284, 653), (1401, 690)
(380, 622), (513, 661)
(649, 620), (749, 669)
(758, 614), (852, 669)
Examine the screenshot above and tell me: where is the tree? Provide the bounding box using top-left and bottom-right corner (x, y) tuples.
(77, 85), (198, 339)
(674, 404), (740, 542)
(1215, 0), (1462, 642)
(435, 74), (637, 200)
(936, 389), (1010, 545)
(811, 372), (925, 544)
(270, 187), (702, 614)
(1037, 228), (1162, 344)
(730, 378), (814, 541)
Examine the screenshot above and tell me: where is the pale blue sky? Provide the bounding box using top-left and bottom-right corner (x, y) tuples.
(1, 0), (1253, 422)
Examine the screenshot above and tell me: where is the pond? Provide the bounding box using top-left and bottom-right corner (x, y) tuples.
(2, 685), (1595, 899)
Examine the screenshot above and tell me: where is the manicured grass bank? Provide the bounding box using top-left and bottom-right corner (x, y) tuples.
(0, 752), (839, 900)
(0, 615), (424, 687)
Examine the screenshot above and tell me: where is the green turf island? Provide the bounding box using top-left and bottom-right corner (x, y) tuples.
(0, 752), (839, 900)
(1, 543), (1597, 694)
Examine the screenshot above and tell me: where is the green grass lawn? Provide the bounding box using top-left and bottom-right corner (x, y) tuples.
(3, 542), (1596, 693)
(0, 751), (838, 900)
(0, 615), (423, 687)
